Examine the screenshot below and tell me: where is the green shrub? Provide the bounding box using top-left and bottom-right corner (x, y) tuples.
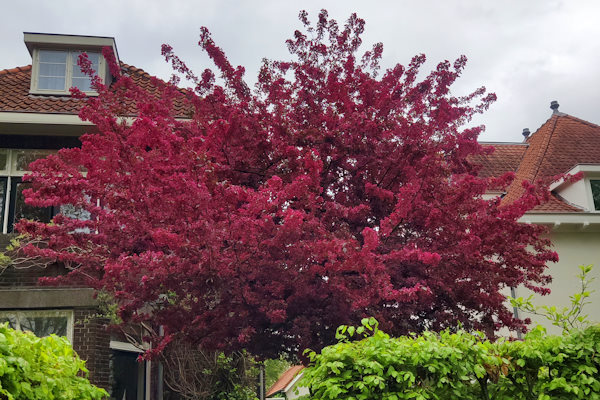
(302, 318), (600, 400)
(0, 323), (107, 399)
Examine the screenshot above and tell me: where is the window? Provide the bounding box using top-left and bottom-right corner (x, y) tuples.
(32, 49), (102, 94)
(0, 149), (56, 233)
(591, 180), (600, 210)
(0, 310), (74, 342)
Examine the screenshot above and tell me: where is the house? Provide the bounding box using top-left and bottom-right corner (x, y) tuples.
(0, 32), (181, 400)
(266, 365), (308, 400)
(477, 102), (600, 332)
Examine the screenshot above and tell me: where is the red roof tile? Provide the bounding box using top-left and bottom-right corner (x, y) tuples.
(479, 113), (600, 213)
(266, 365), (304, 397)
(474, 143), (528, 180)
(0, 63), (188, 116)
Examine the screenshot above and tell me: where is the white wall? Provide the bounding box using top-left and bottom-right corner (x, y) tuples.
(285, 378), (309, 400)
(514, 231), (600, 335)
(555, 180), (589, 211)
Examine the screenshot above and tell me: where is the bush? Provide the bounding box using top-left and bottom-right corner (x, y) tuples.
(0, 323), (107, 399)
(302, 318), (600, 400)
(161, 339), (258, 400)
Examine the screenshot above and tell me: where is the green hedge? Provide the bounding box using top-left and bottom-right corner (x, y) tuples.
(0, 323), (107, 399)
(302, 318), (600, 400)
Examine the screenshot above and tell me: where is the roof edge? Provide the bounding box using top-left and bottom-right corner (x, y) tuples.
(23, 32), (120, 65)
(479, 141), (529, 146)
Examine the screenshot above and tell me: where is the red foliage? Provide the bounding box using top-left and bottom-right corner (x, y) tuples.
(20, 11), (556, 358)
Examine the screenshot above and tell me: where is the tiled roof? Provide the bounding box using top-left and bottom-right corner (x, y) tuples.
(472, 143), (527, 191)
(479, 113), (600, 213)
(475, 143), (528, 180)
(0, 63), (188, 116)
(266, 365), (304, 397)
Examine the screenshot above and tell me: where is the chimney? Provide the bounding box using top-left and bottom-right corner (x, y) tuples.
(522, 128), (530, 139)
(550, 100), (560, 113)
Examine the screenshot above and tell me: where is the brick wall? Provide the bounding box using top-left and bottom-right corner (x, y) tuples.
(73, 308), (112, 390)
(0, 234), (111, 391)
(0, 234), (66, 287)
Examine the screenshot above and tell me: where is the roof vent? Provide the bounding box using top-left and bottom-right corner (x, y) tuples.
(550, 100), (560, 113)
(522, 128), (530, 138)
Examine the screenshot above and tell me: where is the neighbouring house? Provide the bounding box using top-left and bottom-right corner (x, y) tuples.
(0, 32), (184, 400)
(266, 365), (308, 400)
(476, 101), (600, 333)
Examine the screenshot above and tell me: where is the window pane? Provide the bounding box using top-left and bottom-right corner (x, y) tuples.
(20, 316), (68, 337)
(71, 77), (93, 91)
(39, 50), (68, 64)
(13, 182), (52, 224)
(13, 149), (54, 172)
(60, 203), (91, 220)
(38, 50), (67, 91)
(591, 180), (600, 210)
(38, 76), (66, 90)
(0, 315), (18, 330)
(39, 62), (68, 77)
(72, 53), (100, 77)
(72, 52), (99, 91)
(112, 351), (144, 400)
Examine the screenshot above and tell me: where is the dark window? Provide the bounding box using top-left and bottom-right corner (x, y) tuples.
(0, 178), (7, 230)
(112, 350), (146, 400)
(591, 180), (600, 210)
(7, 179), (53, 233)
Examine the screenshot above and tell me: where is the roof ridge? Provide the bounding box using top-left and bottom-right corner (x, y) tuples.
(479, 142), (529, 146)
(119, 62), (153, 78)
(530, 115), (560, 182)
(561, 113), (600, 129)
(0, 65), (32, 76)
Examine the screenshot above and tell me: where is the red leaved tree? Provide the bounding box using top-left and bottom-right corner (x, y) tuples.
(19, 10), (555, 358)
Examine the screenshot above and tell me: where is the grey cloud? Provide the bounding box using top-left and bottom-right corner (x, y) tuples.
(2, 0), (600, 142)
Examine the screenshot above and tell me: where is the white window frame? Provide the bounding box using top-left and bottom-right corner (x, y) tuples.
(29, 48), (104, 95)
(588, 178), (600, 212)
(0, 309), (74, 342)
(0, 148), (57, 233)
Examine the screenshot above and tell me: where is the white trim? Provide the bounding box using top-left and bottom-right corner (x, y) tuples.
(109, 340), (146, 353)
(284, 371), (304, 393)
(29, 48), (105, 96)
(586, 177), (600, 212)
(24, 33), (118, 61)
(0, 309), (74, 342)
(519, 212), (600, 225)
(0, 111), (91, 126)
(0, 112), (190, 126)
(549, 164), (600, 191)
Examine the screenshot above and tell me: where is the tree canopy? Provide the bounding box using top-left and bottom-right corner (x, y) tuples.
(19, 10), (555, 358)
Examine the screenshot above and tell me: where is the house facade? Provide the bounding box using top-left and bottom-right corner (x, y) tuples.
(0, 33), (172, 400)
(477, 102), (600, 333)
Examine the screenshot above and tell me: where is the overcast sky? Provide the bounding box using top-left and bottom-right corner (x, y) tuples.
(2, 0), (600, 142)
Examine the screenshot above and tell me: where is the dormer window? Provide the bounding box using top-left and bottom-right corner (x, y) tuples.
(32, 49), (102, 94)
(24, 32), (120, 96)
